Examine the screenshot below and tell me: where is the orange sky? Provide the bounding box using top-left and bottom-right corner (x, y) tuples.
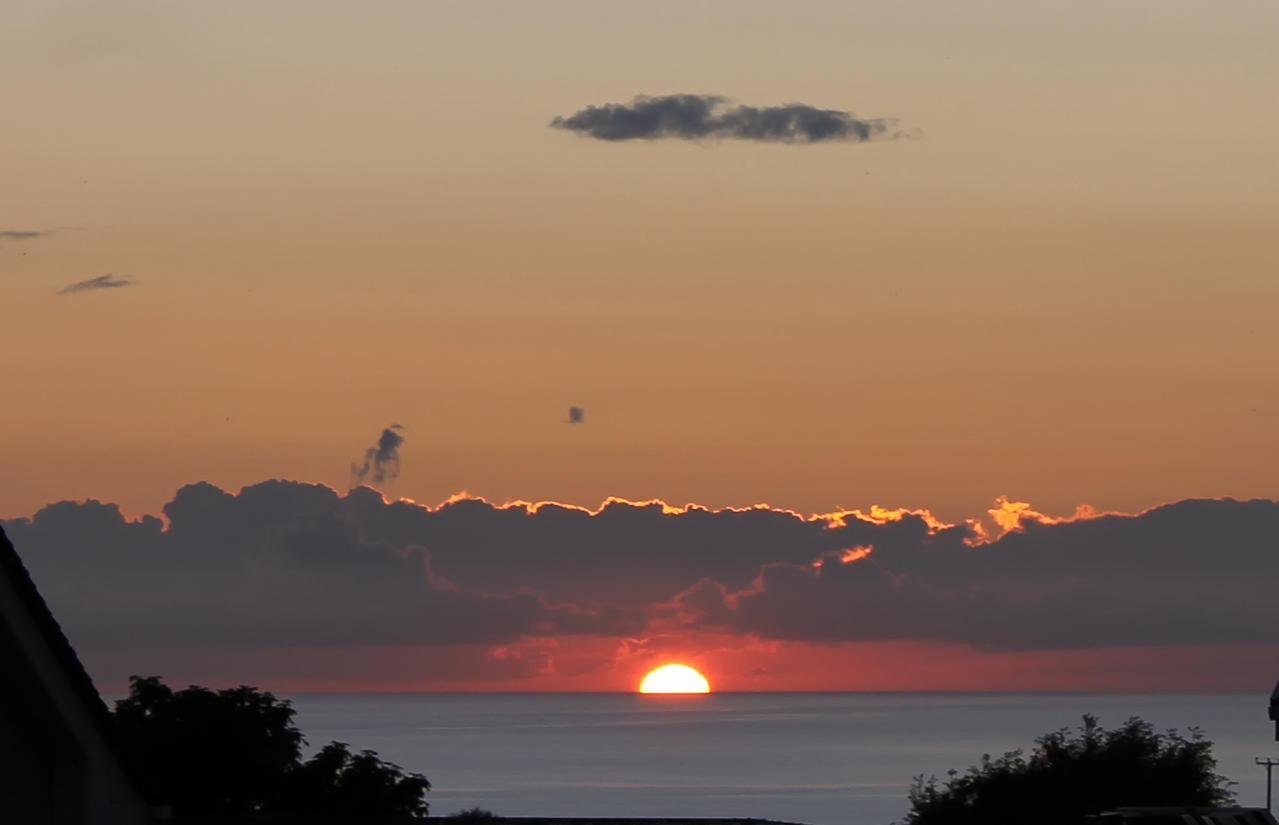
(3, 0), (1278, 524)
(3, 1), (1279, 692)
(2, 1), (1279, 521)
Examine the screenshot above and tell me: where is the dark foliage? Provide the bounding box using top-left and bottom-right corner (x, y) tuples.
(275, 741), (430, 817)
(113, 675), (302, 814)
(904, 715), (1234, 825)
(449, 807), (498, 819)
(113, 675), (429, 817)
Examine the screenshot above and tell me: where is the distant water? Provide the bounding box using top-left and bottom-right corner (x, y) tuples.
(288, 693), (1276, 825)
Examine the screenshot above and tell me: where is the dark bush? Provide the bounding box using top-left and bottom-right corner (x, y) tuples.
(113, 675), (429, 817)
(450, 807), (499, 819)
(904, 715), (1234, 825)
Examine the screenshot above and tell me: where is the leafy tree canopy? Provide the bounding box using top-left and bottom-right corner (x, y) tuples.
(450, 807), (499, 819)
(113, 675), (429, 817)
(904, 715), (1234, 825)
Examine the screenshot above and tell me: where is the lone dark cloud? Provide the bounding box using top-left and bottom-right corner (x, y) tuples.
(350, 425), (404, 485)
(1, 229), (54, 243)
(551, 94), (906, 143)
(568, 406), (584, 424)
(56, 274), (132, 295)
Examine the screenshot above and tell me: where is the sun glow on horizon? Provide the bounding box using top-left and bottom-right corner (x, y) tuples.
(638, 663), (711, 694)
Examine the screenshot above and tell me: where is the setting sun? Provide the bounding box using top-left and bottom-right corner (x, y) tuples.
(639, 664), (711, 694)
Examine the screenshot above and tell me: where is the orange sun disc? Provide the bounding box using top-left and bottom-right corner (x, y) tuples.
(639, 663), (711, 694)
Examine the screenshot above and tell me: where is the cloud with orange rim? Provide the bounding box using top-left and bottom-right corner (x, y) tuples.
(5, 481), (1279, 689)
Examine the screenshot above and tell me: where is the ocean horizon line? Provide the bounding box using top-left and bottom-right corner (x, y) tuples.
(267, 688), (1267, 697)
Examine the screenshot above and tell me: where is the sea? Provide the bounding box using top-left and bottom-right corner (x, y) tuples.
(286, 692), (1277, 825)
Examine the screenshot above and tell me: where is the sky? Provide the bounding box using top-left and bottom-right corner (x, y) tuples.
(2, 0), (1278, 692)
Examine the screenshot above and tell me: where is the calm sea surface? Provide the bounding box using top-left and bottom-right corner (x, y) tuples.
(287, 693), (1275, 825)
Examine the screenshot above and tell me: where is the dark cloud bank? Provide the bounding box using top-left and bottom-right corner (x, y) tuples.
(6, 483), (1279, 669)
(551, 94), (907, 143)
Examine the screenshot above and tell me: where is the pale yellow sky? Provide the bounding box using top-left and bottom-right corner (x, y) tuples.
(2, 0), (1278, 521)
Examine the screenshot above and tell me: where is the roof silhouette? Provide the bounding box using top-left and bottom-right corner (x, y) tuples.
(0, 525), (152, 822)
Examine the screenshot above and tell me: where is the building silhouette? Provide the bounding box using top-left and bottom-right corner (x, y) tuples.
(0, 526), (151, 824)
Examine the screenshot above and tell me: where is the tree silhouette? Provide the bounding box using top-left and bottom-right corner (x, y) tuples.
(113, 675), (429, 817)
(450, 807), (499, 819)
(274, 741), (430, 817)
(904, 715), (1234, 825)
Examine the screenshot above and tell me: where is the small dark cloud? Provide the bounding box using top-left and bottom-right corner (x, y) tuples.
(1, 229), (55, 243)
(351, 426), (405, 486)
(1, 226), (85, 245)
(568, 406), (584, 424)
(56, 274), (132, 295)
(551, 94), (907, 144)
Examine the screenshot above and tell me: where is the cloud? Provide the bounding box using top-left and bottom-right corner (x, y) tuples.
(56, 274), (132, 295)
(9, 483), (1279, 663)
(568, 406), (584, 424)
(350, 425), (404, 485)
(2, 482), (641, 658)
(551, 94), (907, 143)
(0, 229), (54, 244)
(670, 498), (1279, 651)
